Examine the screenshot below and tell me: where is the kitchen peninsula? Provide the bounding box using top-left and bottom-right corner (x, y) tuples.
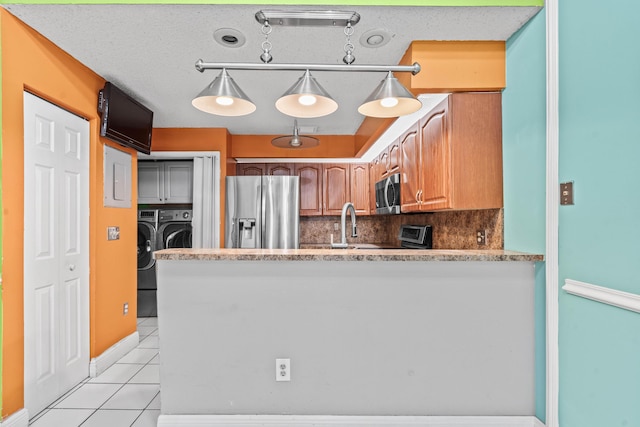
(154, 248), (542, 427)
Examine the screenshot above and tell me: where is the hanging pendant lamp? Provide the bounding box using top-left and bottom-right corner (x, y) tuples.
(192, 69), (256, 116)
(357, 71), (422, 118)
(275, 70), (338, 118)
(271, 120), (319, 148)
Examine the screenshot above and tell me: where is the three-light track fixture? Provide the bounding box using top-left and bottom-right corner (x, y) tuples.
(191, 9), (422, 119)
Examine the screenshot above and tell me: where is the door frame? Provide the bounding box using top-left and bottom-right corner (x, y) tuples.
(138, 151), (221, 248)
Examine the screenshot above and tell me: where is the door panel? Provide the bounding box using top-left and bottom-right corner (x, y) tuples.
(24, 92), (90, 416)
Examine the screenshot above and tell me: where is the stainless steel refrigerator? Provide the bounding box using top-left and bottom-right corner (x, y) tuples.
(225, 175), (300, 249)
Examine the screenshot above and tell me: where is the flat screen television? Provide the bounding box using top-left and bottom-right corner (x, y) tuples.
(98, 82), (153, 154)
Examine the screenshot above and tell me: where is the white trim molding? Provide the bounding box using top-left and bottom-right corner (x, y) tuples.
(157, 415), (545, 427)
(563, 279), (640, 314)
(0, 409), (29, 427)
(545, 0), (560, 426)
(89, 331), (139, 377)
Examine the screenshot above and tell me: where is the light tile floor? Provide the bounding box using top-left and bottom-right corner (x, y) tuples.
(29, 317), (160, 427)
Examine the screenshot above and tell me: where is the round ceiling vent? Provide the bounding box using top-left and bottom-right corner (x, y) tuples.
(213, 28), (246, 48)
(359, 29), (394, 48)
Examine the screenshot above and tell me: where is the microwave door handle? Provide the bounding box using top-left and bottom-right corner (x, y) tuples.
(384, 177), (391, 210)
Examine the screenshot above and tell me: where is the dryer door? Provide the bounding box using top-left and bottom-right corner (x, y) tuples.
(137, 222), (155, 270)
(160, 223), (193, 249)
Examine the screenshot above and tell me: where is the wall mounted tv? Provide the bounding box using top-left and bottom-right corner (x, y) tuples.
(98, 82), (154, 155)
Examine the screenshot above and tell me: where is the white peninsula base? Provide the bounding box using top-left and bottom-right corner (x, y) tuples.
(155, 255), (540, 427)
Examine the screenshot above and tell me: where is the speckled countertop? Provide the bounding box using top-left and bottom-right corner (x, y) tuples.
(154, 247), (543, 262)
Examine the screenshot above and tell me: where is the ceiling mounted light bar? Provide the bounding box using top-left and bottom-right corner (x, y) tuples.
(255, 9), (360, 27)
(195, 60), (421, 75)
(191, 8), (423, 120)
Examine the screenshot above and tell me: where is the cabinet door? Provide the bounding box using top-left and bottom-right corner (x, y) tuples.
(387, 140), (401, 175)
(164, 161), (194, 204)
(419, 98), (450, 210)
(138, 162), (164, 204)
(399, 124), (421, 212)
(236, 163), (265, 176)
(350, 163), (370, 215)
(323, 164), (350, 215)
(267, 163), (295, 176)
(379, 150), (390, 179)
(295, 164), (323, 216)
(369, 157), (379, 212)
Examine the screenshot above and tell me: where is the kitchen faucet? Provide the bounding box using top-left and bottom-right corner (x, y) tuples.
(331, 202), (357, 249)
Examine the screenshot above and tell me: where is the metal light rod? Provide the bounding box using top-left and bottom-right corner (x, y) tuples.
(195, 59), (421, 75)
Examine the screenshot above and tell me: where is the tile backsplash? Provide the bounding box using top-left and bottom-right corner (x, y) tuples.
(300, 208), (503, 250)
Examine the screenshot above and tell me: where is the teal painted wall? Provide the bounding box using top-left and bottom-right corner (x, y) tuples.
(503, 9), (546, 422)
(558, 0), (640, 426)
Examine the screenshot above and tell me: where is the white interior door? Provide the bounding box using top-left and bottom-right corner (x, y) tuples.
(23, 92), (90, 416)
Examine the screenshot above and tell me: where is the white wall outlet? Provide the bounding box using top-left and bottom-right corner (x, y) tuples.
(276, 358), (290, 382)
(334, 222), (339, 231)
(476, 229), (487, 245)
(123, 302), (129, 315)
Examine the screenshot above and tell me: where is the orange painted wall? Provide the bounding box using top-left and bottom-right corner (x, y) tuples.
(151, 128), (231, 247)
(1, 10), (137, 417)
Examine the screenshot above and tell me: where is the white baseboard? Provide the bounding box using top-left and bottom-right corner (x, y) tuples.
(157, 415), (544, 427)
(0, 409), (29, 427)
(89, 330), (139, 377)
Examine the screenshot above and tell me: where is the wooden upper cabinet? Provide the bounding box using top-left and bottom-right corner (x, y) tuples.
(295, 163), (323, 216)
(350, 163), (370, 215)
(400, 92), (503, 212)
(419, 100), (450, 210)
(379, 150), (390, 179)
(399, 123), (421, 212)
(236, 163), (265, 176)
(369, 157), (380, 212)
(387, 140), (401, 175)
(323, 163), (350, 215)
(267, 163), (295, 176)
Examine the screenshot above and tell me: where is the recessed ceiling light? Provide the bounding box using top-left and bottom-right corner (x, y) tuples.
(359, 29), (393, 48)
(213, 28), (246, 48)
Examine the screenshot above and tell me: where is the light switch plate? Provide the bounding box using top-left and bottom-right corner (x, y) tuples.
(107, 226), (120, 240)
(560, 181), (574, 205)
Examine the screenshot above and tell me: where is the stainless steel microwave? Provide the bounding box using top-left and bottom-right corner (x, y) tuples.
(374, 173), (401, 214)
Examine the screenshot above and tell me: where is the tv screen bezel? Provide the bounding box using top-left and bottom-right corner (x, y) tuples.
(99, 82), (153, 155)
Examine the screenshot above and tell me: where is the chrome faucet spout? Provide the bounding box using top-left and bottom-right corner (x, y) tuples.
(331, 202), (357, 248)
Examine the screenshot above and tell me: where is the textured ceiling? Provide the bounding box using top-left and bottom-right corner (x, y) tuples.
(3, 4), (541, 136)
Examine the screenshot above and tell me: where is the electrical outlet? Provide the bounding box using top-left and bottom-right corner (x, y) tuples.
(476, 229), (487, 245)
(107, 226), (120, 240)
(123, 302), (129, 315)
(276, 358), (290, 382)
(334, 222), (339, 231)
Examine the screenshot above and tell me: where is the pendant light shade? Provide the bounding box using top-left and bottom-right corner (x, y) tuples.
(275, 70), (338, 118)
(357, 71), (422, 118)
(271, 120), (320, 148)
(192, 69), (256, 116)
